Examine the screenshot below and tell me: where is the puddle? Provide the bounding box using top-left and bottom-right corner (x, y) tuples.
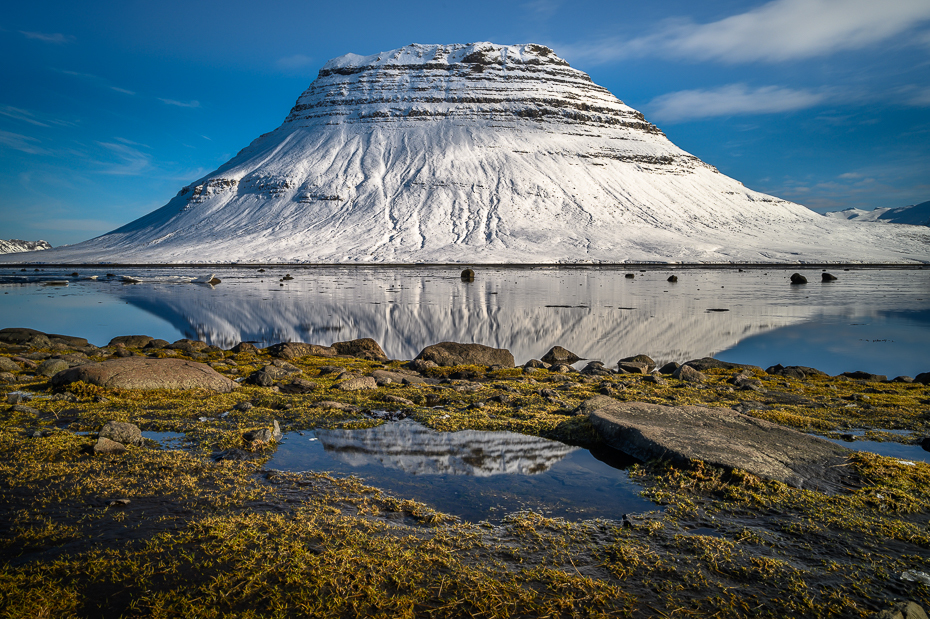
(817, 436), (930, 463)
(267, 420), (656, 522)
(141, 431), (187, 447)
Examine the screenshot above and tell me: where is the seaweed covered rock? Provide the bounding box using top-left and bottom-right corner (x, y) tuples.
(540, 346), (580, 365)
(331, 338), (388, 362)
(0, 328), (52, 349)
(266, 342), (335, 359)
(51, 357), (236, 392)
(415, 342), (514, 368)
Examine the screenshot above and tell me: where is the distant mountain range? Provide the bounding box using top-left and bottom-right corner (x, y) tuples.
(824, 201), (930, 227)
(2, 42), (928, 264)
(0, 239), (52, 255)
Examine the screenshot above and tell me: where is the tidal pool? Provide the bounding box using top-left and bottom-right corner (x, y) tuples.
(266, 419), (654, 522)
(1, 265), (928, 377)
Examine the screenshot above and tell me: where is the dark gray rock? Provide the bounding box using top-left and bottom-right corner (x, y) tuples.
(461, 268), (475, 282)
(684, 357), (762, 373)
(415, 342), (514, 368)
(245, 369), (276, 387)
(13, 404), (40, 415)
(51, 357), (236, 392)
(0, 357), (19, 372)
(914, 372), (930, 384)
(99, 421), (143, 447)
(643, 374), (666, 386)
(624, 273), (635, 279)
(523, 359), (550, 370)
(841, 371), (888, 382)
(667, 275), (678, 282)
(383, 395), (415, 406)
(617, 361), (650, 374)
(279, 378), (319, 394)
(766, 364), (828, 379)
(821, 273), (838, 282)
(108, 335), (154, 348)
(673, 365), (707, 382)
(541, 346), (581, 365)
(48, 334), (89, 348)
(892, 376), (914, 383)
(0, 328), (52, 349)
(790, 273), (808, 284)
(407, 358), (438, 372)
(331, 338), (388, 361)
(143, 339), (170, 349)
(168, 339), (208, 353)
(657, 361), (680, 375)
(244, 421), (282, 443)
(870, 601), (928, 619)
(581, 396), (860, 492)
(233, 401), (254, 411)
(37, 358), (70, 377)
(0, 372), (16, 383)
(230, 342), (260, 354)
(550, 363), (576, 373)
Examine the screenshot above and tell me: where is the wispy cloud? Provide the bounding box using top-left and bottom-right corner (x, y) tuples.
(110, 86), (136, 96)
(0, 130), (47, 154)
(275, 54), (316, 73)
(647, 84), (827, 122)
(95, 141), (151, 175)
(21, 31), (74, 44)
(905, 87), (930, 106)
(563, 0), (930, 65)
(521, 0), (561, 20)
(0, 106), (50, 127)
(158, 98), (201, 108)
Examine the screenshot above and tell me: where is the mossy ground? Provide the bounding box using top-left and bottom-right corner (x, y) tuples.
(0, 344), (928, 617)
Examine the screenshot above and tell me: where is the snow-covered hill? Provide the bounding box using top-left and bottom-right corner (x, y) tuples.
(824, 201), (930, 227)
(0, 239), (52, 255)
(3, 42), (928, 264)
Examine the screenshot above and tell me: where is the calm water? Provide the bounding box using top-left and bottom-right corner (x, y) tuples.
(267, 420), (654, 522)
(1, 265), (928, 376)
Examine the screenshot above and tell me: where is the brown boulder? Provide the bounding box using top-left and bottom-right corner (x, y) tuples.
(51, 357), (236, 392)
(108, 335), (154, 348)
(540, 346), (581, 365)
(415, 342), (514, 368)
(0, 328), (52, 349)
(331, 338), (388, 361)
(266, 342), (336, 360)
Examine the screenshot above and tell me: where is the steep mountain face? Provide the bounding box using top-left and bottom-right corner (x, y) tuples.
(824, 201), (930, 227)
(5, 42), (928, 264)
(0, 239), (51, 254)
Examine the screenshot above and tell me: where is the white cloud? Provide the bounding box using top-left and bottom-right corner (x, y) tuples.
(110, 86), (136, 95)
(647, 84), (827, 122)
(95, 141), (151, 175)
(21, 31), (74, 44)
(275, 54), (316, 73)
(521, 0), (561, 20)
(158, 98), (201, 108)
(0, 105), (50, 127)
(905, 87), (930, 106)
(563, 0), (930, 65)
(0, 130), (46, 154)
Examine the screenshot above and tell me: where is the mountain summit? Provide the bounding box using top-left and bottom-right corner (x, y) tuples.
(11, 42), (929, 263)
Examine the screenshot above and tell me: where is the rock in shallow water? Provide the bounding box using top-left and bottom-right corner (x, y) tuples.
(415, 342), (514, 368)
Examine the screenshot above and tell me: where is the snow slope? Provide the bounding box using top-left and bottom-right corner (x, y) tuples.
(0, 239), (51, 255)
(5, 42), (929, 264)
(824, 201), (930, 227)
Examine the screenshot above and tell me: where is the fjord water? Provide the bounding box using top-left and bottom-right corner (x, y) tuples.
(1, 265), (927, 377)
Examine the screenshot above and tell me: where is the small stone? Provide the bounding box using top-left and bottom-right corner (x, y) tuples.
(278, 378), (318, 394)
(99, 421), (143, 446)
(337, 376), (378, 391)
(230, 342), (259, 354)
(790, 273), (807, 284)
(673, 365), (707, 382)
(540, 346), (581, 365)
(331, 338), (388, 362)
(0, 357), (19, 372)
(13, 404), (40, 415)
(94, 437), (127, 454)
(461, 268), (475, 282)
(37, 358), (70, 377)
(243, 428), (274, 443)
(667, 275), (678, 282)
(658, 361), (681, 375)
(822, 273), (838, 282)
(383, 395), (414, 406)
(108, 335), (154, 348)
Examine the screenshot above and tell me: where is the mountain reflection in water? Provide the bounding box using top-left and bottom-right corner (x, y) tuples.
(268, 421), (652, 521)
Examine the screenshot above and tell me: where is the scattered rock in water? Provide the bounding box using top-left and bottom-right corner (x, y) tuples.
(822, 273), (838, 282)
(540, 346), (580, 365)
(415, 342), (514, 368)
(790, 273), (808, 284)
(338, 376), (378, 391)
(243, 421), (283, 444)
(99, 421), (143, 447)
(93, 437), (127, 455)
(673, 365), (707, 382)
(580, 396), (860, 492)
(667, 275), (678, 282)
(266, 341), (335, 359)
(920, 437), (930, 452)
(657, 361), (680, 375)
(0, 328), (52, 349)
(331, 338), (388, 362)
(766, 364), (828, 379)
(460, 268), (475, 282)
(51, 357), (236, 392)
(624, 273), (635, 279)
(108, 335), (154, 349)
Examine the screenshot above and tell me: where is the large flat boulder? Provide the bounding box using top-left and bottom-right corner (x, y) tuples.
(580, 396), (859, 493)
(51, 357), (236, 392)
(415, 342), (514, 368)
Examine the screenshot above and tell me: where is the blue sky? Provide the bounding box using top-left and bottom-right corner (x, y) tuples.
(2, 0), (929, 246)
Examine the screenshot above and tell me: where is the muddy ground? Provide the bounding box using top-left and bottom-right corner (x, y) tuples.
(0, 338), (928, 617)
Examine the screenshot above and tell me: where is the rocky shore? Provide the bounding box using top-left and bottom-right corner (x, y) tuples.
(1, 326), (928, 617)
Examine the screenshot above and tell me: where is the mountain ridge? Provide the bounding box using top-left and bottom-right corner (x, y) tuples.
(2, 42), (928, 264)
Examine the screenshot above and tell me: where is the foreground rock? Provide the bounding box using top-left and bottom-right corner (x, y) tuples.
(331, 338), (388, 362)
(51, 358), (236, 392)
(415, 342), (515, 368)
(580, 396), (859, 492)
(541, 346), (580, 365)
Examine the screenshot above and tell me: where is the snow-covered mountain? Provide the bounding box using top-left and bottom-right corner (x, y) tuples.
(0, 239), (52, 254)
(824, 201), (930, 227)
(3, 42), (929, 264)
